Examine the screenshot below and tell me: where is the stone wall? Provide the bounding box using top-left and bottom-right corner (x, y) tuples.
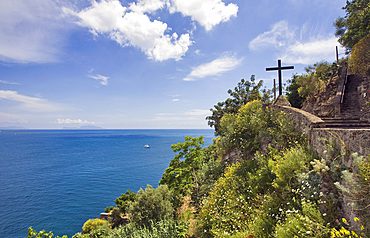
(274, 104), (370, 157)
(311, 128), (370, 157)
(357, 75), (370, 121)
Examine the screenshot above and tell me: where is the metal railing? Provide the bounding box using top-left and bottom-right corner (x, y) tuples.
(340, 68), (349, 104)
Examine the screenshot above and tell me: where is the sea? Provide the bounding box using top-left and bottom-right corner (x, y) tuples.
(0, 129), (215, 238)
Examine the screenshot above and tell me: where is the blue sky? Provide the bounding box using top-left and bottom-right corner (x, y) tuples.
(0, 0), (346, 129)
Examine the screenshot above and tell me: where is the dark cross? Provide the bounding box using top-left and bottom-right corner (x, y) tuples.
(266, 59), (294, 96)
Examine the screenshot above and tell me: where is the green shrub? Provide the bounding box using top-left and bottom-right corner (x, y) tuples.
(82, 219), (108, 234)
(114, 189), (136, 214)
(111, 219), (180, 238)
(350, 33), (370, 77)
(275, 202), (330, 237)
(127, 185), (173, 227)
(27, 227), (67, 238)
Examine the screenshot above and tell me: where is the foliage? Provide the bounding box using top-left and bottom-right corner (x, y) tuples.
(114, 189), (136, 214)
(331, 217), (366, 238)
(218, 100), (304, 157)
(197, 163), (252, 237)
(127, 185), (173, 227)
(275, 202), (331, 237)
(206, 75), (271, 135)
(350, 33), (370, 77)
(194, 141), (226, 206)
(82, 219), (109, 235)
(334, 0), (370, 51)
(110, 219), (183, 238)
(196, 143), (331, 238)
(286, 74), (306, 108)
(27, 227), (67, 238)
(160, 136), (205, 207)
(287, 62), (339, 100)
(333, 153), (370, 235)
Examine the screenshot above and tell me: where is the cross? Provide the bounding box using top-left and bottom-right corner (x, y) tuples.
(266, 59), (294, 96)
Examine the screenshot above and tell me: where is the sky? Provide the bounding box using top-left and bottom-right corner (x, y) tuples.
(0, 0), (347, 129)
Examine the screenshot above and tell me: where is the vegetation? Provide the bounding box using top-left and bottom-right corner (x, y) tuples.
(127, 185), (174, 227)
(334, 0), (370, 51)
(27, 227), (67, 238)
(285, 61), (342, 107)
(206, 75), (271, 135)
(350, 33), (370, 77)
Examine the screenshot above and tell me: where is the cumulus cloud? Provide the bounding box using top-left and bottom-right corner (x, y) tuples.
(129, 0), (166, 13)
(89, 74), (109, 85)
(66, 0), (238, 61)
(56, 118), (95, 125)
(0, 0), (71, 63)
(169, 0), (238, 31)
(249, 20), (342, 64)
(67, 0), (192, 61)
(0, 90), (63, 112)
(184, 54), (242, 81)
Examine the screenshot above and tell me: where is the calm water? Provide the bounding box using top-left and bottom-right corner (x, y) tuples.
(0, 129), (214, 237)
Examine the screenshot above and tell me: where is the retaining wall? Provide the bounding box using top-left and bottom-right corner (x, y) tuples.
(274, 105), (370, 157)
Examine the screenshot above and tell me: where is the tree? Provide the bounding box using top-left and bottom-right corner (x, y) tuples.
(206, 75), (271, 135)
(159, 136), (205, 207)
(287, 61), (337, 100)
(286, 75), (305, 108)
(334, 0), (370, 51)
(114, 189), (136, 214)
(127, 185), (173, 227)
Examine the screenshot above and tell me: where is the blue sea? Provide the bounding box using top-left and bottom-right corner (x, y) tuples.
(0, 129), (214, 238)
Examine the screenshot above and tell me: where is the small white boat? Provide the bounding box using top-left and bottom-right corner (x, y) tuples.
(144, 144), (150, 148)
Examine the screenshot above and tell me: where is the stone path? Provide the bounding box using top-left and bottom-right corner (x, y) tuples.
(322, 75), (370, 128)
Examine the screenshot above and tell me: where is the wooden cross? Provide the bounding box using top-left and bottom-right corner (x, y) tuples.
(266, 59), (294, 96)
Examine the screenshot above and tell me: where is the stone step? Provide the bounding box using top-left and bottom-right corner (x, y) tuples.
(324, 123), (370, 128)
(323, 118), (364, 123)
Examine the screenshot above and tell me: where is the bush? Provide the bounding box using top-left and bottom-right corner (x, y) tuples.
(111, 219), (180, 238)
(350, 33), (370, 77)
(81, 219), (108, 234)
(27, 227), (67, 238)
(275, 202), (330, 238)
(127, 185), (174, 227)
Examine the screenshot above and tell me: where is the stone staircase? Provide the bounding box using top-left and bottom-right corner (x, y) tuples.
(321, 75), (370, 128)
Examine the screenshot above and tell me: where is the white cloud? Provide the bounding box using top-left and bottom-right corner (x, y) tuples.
(249, 20), (342, 65)
(172, 98), (180, 102)
(0, 0), (71, 63)
(169, 0), (238, 31)
(67, 0), (192, 61)
(89, 74), (109, 85)
(0, 90), (63, 112)
(0, 80), (21, 85)
(249, 21), (296, 51)
(282, 37), (343, 64)
(185, 109), (210, 116)
(184, 55), (242, 81)
(56, 118), (95, 125)
(129, 0), (166, 13)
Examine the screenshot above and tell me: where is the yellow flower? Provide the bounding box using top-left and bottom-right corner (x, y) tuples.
(361, 225), (364, 230)
(342, 218), (349, 225)
(354, 217), (360, 222)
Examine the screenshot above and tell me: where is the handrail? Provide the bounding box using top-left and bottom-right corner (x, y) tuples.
(340, 68), (349, 104)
